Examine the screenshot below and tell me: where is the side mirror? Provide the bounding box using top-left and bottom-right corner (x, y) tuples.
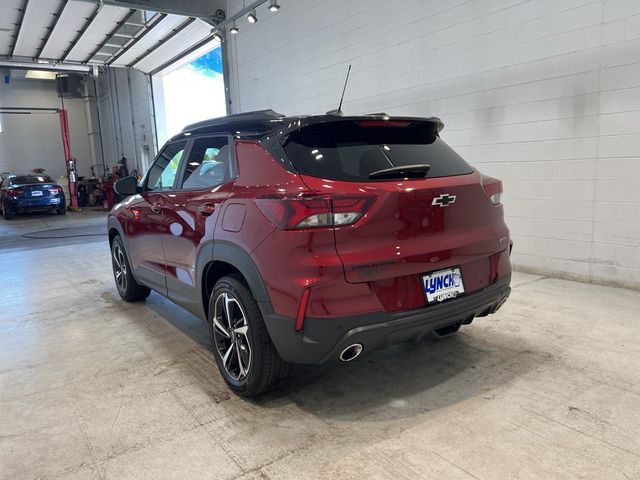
(114, 176), (139, 197)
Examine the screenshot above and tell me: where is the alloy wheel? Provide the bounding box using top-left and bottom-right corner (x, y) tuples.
(212, 292), (252, 381)
(112, 243), (128, 293)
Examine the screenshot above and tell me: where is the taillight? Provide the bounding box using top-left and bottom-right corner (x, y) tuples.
(255, 194), (374, 229)
(7, 188), (23, 197)
(48, 187), (61, 195)
(481, 175), (503, 205)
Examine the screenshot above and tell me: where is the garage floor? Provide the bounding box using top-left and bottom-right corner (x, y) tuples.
(1, 212), (639, 480)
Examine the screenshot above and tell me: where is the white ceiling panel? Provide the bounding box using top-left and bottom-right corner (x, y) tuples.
(13, 0), (64, 58)
(109, 14), (187, 67)
(64, 5), (131, 62)
(2, 0), (219, 75)
(134, 18), (211, 73)
(0, 0), (23, 56)
(39, 0), (97, 60)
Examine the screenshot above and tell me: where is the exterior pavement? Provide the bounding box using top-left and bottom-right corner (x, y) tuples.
(1, 211), (639, 479)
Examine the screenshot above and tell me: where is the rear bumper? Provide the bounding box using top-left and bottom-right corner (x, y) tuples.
(263, 274), (511, 364)
(7, 197), (62, 211)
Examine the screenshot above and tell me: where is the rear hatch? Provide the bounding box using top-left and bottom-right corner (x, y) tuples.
(19, 184), (54, 199)
(281, 119), (509, 307)
(7, 175), (58, 201)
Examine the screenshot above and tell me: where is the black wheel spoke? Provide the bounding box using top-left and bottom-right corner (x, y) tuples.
(112, 244), (127, 292)
(212, 292), (251, 381)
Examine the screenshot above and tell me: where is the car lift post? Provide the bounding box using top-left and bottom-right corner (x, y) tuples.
(59, 109), (79, 210)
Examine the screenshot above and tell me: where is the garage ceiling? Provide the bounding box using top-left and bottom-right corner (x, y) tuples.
(0, 0), (225, 74)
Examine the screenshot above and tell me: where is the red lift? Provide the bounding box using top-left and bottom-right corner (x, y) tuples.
(58, 109), (80, 210)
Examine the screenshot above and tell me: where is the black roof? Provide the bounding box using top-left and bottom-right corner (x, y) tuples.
(171, 109), (444, 142)
(182, 109), (285, 133)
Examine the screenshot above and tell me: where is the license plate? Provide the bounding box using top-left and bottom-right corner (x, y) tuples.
(422, 267), (465, 303)
(31, 191), (43, 197)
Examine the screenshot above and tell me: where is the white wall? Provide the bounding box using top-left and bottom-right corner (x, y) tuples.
(227, 0), (640, 290)
(0, 77), (92, 180)
(94, 67), (157, 176)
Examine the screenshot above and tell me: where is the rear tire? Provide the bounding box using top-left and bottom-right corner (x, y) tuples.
(57, 203), (67, 215)
(209, 275), (289, 396)
(111, 235), (151, 302)
(3, 204), (13, 220)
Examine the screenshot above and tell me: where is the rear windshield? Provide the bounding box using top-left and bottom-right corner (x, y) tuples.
(11, 175), (53, 185)
(282, 120), (473, 181)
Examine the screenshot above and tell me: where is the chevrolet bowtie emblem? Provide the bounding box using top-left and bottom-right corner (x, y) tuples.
(432, 194), (456, 207)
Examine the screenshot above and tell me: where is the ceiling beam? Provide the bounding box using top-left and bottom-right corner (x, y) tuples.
(60, 4), (102, 63)
(35, 0), (68, 59)
(106, 12), (166, 66)
(9, 0), (29, 57)
(0, 56), (90, 72)
(73, 0), (225, 23)
(83, 9), (136, 63)
(126, 17), (196, 68)
(0, 107), (61, 112)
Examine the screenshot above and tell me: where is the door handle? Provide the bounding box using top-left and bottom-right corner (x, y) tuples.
(150, 202), (162, 213)
(197, 203), (216, 216)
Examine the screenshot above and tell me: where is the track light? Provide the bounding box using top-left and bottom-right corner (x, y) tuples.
(269, 0), (280, 12)
(229, 21), (239, 34)
(246, 8), (257, 23)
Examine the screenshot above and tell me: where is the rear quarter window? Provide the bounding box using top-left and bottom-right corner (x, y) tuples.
(282, 120), (473, 182)
(11, 175), (53, 185)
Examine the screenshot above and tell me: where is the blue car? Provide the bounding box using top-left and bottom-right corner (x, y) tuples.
(0, 174), (67, 220)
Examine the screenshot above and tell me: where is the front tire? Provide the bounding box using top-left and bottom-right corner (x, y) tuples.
(111, 235), (151, 302)
(209, 275), (289, 396)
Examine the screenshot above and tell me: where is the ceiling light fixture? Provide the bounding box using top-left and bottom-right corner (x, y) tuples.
(212, 30), (223, 42)
(269, 0), (280, 12)
(247, 8), (258, 23)
(230, 21), (239, 34)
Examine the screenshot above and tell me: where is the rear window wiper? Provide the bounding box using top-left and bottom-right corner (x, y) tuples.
(368, 164), (431, 180)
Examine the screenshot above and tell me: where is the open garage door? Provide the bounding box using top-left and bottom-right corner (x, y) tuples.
(151, 44), (226, 146)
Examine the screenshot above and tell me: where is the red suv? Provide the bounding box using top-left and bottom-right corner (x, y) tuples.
(109, 110), (511, 396)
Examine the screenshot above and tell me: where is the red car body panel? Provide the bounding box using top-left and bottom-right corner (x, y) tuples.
(108, 112), (512, 365)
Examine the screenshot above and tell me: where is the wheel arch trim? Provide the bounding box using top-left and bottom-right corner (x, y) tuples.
(199, 241), (272, 321)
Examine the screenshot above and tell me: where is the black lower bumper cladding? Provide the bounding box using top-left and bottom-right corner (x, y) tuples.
(263, 275), (511, 364)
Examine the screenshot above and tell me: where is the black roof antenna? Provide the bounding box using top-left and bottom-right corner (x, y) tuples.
(326, 64), (351, 116)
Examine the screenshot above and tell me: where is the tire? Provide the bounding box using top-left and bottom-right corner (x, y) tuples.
(3, 204), (13, 220)
(209, 275), (289, 396)
(111, 235), (151, 302)
(57, 203), (67, 215)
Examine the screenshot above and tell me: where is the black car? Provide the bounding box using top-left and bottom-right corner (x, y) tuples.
(0, 174), (67, 220)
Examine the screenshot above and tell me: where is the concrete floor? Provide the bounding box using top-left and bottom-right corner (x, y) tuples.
(1, 212), (639, 480)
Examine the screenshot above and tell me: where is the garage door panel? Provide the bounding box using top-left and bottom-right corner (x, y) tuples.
(0, 0), (23, 56)
(109, 14), (188, 67)
(39, 0), (97, 60)
(133, 19), (211, 73)
(64, 5), (132, 63)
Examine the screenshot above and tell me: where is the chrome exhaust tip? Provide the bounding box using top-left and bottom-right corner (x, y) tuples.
(492, 296), (508, 313)
(339, 343), (364, 362)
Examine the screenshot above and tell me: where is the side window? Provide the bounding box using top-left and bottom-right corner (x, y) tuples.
(145, 141), (187, 191)
(180, 136), (233, 190)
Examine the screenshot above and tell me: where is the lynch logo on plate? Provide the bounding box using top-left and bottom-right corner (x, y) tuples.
(422, 267), (465, 303)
